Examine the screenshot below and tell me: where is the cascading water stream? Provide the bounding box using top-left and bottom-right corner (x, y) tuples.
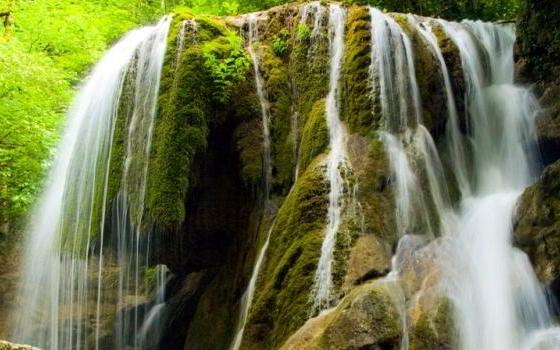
(229, 13), (275, 350)
(371, 8), (450, 239)
(13, 16), (172, 350)
(246, 13), (273, 201)
(310, 3), (347, 313)
(407, 15), (471, 198)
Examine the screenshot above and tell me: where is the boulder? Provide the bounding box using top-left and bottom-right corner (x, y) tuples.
(280, 280), (402, 350)
(514, 160), (560, 297)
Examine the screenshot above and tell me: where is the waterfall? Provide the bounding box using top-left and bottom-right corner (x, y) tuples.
(435, 20), (560, 350)
(310, 3), (347, 313)
(369, 9), (560, 350)
(13, 16), (172, 350)
(230, 223), (275, 350)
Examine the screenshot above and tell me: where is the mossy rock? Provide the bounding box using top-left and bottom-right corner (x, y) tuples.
(346, 134), (396, 244)
(280, 280), (402, 350)
(298, 99), (329, 175)
(241, 157), (329, 349)
(340, 6), (377, 134)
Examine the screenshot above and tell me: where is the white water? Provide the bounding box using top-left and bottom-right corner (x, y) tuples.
(435, 20), (560, 350)
(310, 3), (347, 313)
(407, 15), (471, 197)
(175, 19), (197, 72)
(13, 17), (172, 350)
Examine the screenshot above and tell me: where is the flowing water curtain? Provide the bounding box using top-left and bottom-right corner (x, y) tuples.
(13, 16), (172, 350)
(369, 8), (449, 240)
(112, 16), (171, 350)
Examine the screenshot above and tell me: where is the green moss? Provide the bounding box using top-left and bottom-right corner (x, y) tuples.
(241, 158), (329, 349)
(340, 6), (377, 135)
(146, 13), (252, 228)
(298, 99), (329, 175)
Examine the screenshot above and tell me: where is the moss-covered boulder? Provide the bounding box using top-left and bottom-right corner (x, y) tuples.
(280, 280), (403, 350)
(514, 160), (560, 296)
(241, 158), (329, 349)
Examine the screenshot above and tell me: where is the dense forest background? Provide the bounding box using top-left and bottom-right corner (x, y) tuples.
(0, 0), (524, 238)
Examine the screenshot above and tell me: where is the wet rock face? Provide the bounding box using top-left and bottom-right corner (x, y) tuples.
(514, 160), (560, 298)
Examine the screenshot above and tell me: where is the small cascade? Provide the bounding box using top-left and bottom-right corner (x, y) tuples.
(246, 13), (273, 201)
(407, 15), (471, 197)
(229, 13), (275, 350)
(310, 3), (347, 313)
(230, 222), (275, 350)
(13, 16), (172, 350)
(291, 111), (301, 182)
(175, 19), (197, 70)
(299, 1), (325, 42)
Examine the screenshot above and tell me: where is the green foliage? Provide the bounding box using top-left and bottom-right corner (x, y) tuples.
(0, 39), (70, 224)
(271, 30), (289, 57)
(202, 34), (251, 104)
(346, 0), (524, 21)
(296, 23), (311, 42)
(0, 0), (167, 232)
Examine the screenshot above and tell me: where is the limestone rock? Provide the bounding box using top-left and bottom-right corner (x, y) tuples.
(280, 280), (402, 350)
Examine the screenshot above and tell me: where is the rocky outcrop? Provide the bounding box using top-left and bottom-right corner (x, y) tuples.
(149, 4), (463, 349)
(514, 160), (560, 297)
